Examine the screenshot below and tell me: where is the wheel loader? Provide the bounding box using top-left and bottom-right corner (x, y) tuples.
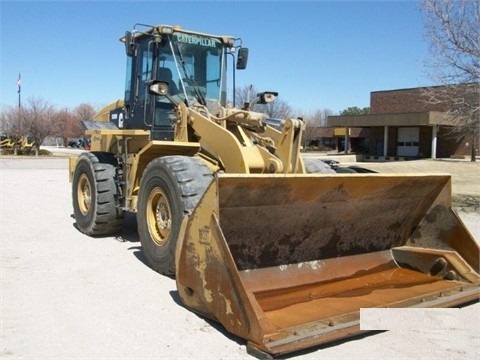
(0, 135), (15, 149)
(69, 23), (480, 357)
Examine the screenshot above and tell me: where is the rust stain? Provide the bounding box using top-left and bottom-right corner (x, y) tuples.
(176, 174), (479, 357)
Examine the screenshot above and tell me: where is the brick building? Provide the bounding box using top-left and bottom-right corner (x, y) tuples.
(328, 86), (478, 159)
(305, 126), (370, 153)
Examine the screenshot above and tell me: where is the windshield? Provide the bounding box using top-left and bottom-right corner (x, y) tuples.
(157, 32), (225, 107)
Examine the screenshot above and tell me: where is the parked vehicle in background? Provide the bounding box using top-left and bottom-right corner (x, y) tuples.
(68, 138), (84, 148)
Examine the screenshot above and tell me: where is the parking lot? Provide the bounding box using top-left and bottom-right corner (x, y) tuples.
(1, 156), (479, 359)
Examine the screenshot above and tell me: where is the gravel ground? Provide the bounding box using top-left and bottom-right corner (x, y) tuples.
(1, 156), (479, 359)
(347, 158), (480, 213)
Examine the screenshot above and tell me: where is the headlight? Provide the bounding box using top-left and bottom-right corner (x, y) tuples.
(159, 26), (174, 35)
(149, 81), (169, 96)
(258, 91), (278, 104)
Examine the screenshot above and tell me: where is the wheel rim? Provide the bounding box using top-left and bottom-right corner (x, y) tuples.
(147, 187), (172, 246)
(77, 173), (92, 215)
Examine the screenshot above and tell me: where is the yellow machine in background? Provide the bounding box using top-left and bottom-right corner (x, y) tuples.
(69, 24), (479, 357)
(19, 136), (34, 150)
(0, 136), (15, 149)
(0, 136), (34, 150)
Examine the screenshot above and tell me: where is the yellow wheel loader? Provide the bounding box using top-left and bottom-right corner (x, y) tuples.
(69, 24), (480, 357)
(19, 136), (35, 150)
(0, 136), (16, 149)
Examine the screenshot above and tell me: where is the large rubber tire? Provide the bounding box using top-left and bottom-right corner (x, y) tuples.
(72, 152), (124, 236)
(137, 156), (213, 276)
(334, 166), (357, 173)
(303, 157), (336, 174)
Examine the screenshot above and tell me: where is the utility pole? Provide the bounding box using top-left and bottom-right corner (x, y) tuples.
(17, 73), (21, 109)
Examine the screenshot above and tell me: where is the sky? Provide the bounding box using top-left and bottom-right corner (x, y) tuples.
(0, 0), (432, 115)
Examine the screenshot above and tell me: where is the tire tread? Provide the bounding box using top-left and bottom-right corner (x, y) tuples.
(72, 152), (123, 236)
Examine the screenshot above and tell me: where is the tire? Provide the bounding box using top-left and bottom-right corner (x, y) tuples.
(72, 152), (124, 236)
(347, 165), (377, 173)
(334, 167), (357, 173)
(303, 157), (336, 174)
(137, 156), (213, 276)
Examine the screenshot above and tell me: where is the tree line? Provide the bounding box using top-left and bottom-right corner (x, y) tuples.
(0, 87), (342, 155)
(0, 99), (95, 154)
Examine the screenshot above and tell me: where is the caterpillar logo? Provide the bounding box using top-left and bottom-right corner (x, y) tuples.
(175, 34), (217, 48)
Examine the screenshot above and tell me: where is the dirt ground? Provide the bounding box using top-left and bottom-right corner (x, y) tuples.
(1, 156), (479, 359)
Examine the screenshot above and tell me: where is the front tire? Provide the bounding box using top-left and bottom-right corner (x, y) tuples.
(137, 156), (213, 276)
(72, 152), (123, 236)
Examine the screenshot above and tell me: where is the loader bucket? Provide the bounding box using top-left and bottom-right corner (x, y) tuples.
(175, 173), (480, 357)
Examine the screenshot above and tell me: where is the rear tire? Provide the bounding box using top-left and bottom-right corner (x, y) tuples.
(72, 152), (124, 236)
(137, 156), (213, 276)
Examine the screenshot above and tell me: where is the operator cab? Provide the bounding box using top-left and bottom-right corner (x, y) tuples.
(120, 24), (247, 141)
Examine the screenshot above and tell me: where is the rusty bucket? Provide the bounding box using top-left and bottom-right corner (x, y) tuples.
(176, 173), (479, 356)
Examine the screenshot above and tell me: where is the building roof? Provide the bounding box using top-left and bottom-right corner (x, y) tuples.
(327, 111), (456, 128)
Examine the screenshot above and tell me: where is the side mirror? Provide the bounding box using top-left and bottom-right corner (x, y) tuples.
(236, 47), (249, 70)
(125, 31), (135, 57)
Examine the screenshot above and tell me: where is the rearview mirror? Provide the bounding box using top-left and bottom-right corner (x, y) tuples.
(236, 47), (249, 70)
(124, 31), (135, 57)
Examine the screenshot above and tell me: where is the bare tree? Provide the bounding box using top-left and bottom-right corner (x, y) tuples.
(302, 117), (321, 150)
(55, 107), (83, 146)
(302, 108), (333, 128)
(234, 85), (256, 108)
(422, 0), (480, 161)
(235, 85), (293, 119)
(22, 97), (60, 155)
(1, 99), (59, 155)
(302, 108), (333, 150)
(263, 98), (293, 119)
(0, 106), (25, 141)
(74, 103), (97, 121)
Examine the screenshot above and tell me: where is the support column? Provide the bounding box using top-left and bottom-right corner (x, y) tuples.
(344, 127), (349, 154)
(431, 125), (437, 159)
(383, 126), (389, 157)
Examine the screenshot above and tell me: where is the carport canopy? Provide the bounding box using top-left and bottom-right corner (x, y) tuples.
(327, 111), (454, 127)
